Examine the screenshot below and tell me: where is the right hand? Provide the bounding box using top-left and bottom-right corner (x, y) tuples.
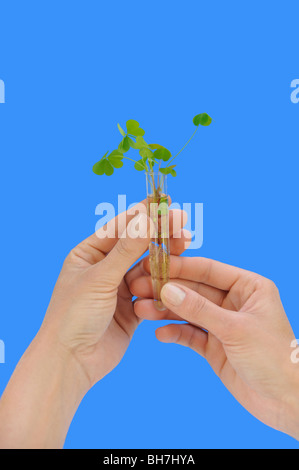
(130, 256), (299, 440)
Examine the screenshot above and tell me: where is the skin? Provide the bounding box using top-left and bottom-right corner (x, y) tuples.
(0, 201), (190, 449)
(130, 255), (299, 440)
(1, 199), (298, 446)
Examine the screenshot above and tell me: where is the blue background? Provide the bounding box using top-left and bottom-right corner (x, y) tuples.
(0, 0), (298, 449)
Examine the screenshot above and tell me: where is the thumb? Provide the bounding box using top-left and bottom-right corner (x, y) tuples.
(100, 212), (151, 286)
(160, 283), (234, 339)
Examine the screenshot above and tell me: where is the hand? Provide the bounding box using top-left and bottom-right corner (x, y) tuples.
(40, 200), (190, 388)
(0, 200), (190, 448)
(130, 256), (299, 439)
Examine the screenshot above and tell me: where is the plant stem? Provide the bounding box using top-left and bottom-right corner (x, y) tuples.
(120, 156), (139, 164)
(166, 126), (199, 167)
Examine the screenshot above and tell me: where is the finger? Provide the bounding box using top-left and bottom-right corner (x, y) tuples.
(125, 228), (192, 287)
(125, 259), (148, 288)
(160, 283), (235, 338)
(155, 323), (208, 357)
(130, 276), (226, 307)
(168, 209), (188, 238)
(169, 228), (192, 255)
(144, 256), (245, 291)
(97, 200), (185, 254)
(74, 200), (186, 264)
(134, 298), (182, 321)
(99, 213), (151, 286)
(87, 199), (149, 256)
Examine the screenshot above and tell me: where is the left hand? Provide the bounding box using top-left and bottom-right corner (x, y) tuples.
(0, 200), (190, 449)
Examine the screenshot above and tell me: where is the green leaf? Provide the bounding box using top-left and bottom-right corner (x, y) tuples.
(159, 167), (170, 175)
(104, 159), (114, 176)
(127, 137), (137, 149)
(131, 127), (145, 136)
(148, 144), (164, 150)
(126, 119), (139, 132)
(160, 165), (176, 175)
(123, 136), (130, 151)
(126, 119), (145, 137)
(134, 159), (147, 171)
(101, 150), (110, 159)
(117, 123), (126, 136)
(193, 113), (212, 126)
(135, 136), (148, 149)
(92, 151), (109, 175)
(118, 136), (130, 153)
(108, 153), (123, 169)
(154, 148), (171, 161)
(93, 159), (106, 175)
(109, 149), (123, 157)
(139, 147), (153, 159)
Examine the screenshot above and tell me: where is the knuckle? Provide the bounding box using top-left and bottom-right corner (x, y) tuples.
(187, 327), (198, 350)
(201, 258), (213, 284)
(256, 276), (279, 296)
(245, 272), (262, 288)
(175, 326), (184, 345)
(265, 278), (279, 294)
(64, 248), (77, 265)
(242, 272), (276, 299)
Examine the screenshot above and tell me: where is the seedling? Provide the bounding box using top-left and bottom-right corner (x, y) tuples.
(93, 113), (212, 309)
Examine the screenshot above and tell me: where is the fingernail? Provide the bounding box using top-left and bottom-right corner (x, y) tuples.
(127, 213), (148, 238)
(161, 283), (186, 306)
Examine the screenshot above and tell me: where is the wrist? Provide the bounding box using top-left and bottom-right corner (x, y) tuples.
(34, 326), (92, 398)
(0, 328), (90, 448)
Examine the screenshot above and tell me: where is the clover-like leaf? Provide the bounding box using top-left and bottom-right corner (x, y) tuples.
(127, 137), (137, 149)
(109, 149), (123, 157)
(108, 151), (123, 169)
(117, 123), (126, 136)
(160, 165), (176, 176)
(103, 159), (114, 176)
(126, 119), (145, 136)
(134, 159), (147, 171)
(135, 136), (148, 149)
(118, 136), (130, 153)
(93, 113), (212, 179)
(193, 113), (212, 126)
(148, 144), (164, 150)
(126, 119), (139, 132)
(92, 151), (109, 175)
(123, 136), (130, 151)
(139, 147), (153, 160)
(154, 148), (171, 161)
(93, 160), (106, 175)
(133, 128), (145, 136)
